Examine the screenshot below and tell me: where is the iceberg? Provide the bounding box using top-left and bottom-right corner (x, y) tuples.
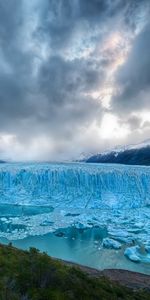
(124, 246), (150, 263)
(124, 246), (141, 262)
(102, 238), (121, 249)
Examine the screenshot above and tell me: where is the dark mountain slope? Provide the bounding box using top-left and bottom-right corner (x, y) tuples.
(86, 146), (150, 165)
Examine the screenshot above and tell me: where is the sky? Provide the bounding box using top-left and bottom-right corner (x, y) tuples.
(0, 0), (150, 161)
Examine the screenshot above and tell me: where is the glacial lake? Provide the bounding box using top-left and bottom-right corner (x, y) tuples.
(0, 162), (150, 274)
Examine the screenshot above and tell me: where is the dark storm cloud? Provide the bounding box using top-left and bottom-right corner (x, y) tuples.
(33, 53), (104, 141)
(38, 0), (109, 45)
(0, 0), (149, 159)
(0, 0), (116, 135)
(127, 116), (142, 130)
(0, 0), (37, 130)
(37, 0), (135, 51)
(0, 0), (21, 44)
(112, 20), (150, 114)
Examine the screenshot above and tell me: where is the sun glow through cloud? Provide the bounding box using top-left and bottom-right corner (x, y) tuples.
(100, 113), (130, 139)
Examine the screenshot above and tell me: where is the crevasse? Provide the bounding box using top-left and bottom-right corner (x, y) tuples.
(0, 163), (150, 209)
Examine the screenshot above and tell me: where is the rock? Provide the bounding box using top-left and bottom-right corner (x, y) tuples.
(102, 238), (121, 250)
(124, 246), (141, 262)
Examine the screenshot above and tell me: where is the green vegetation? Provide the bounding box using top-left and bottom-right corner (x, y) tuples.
(0, 243), (149, 300)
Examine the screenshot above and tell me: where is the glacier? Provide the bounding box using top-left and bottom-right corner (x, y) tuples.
(0, 162), (150, 208)
(0, 162), (150, 270)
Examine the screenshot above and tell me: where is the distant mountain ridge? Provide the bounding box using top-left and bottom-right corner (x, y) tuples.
(85, 140), (150, 166)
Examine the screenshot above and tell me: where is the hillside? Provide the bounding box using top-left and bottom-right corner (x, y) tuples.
(0, 243), (149, 299)
(86, 144), (150, 166)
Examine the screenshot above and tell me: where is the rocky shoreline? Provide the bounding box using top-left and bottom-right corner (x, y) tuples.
(58, 258), (150, 290)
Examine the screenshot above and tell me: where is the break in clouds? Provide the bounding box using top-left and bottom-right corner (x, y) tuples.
(0, 0), (150, 161)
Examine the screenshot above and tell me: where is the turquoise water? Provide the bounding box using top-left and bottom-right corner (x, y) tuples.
(0, 227), (150, 275)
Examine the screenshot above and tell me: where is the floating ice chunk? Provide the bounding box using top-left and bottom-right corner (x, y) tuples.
(40, 220), (54, 227)
(114, 236), (134, 244)
(127, 228), (143, 234)
(134, 222), (144, 228)
(94, 240), (99, 244)
(1, 217), (7, 222)
(74, 222), (85, 229)
(124, 246), (141, 262)
(102, 238), (121, 250)
(108, 229), (129, 238)
(108, 229), (131, 243)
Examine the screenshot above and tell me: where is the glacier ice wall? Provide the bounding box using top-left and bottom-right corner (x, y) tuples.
(0, 163), (150, 209)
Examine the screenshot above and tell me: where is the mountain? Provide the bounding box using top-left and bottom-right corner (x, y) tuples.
(85, 140), (150, 166)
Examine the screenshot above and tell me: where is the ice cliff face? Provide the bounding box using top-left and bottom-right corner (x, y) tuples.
(0, 163), (149, 209)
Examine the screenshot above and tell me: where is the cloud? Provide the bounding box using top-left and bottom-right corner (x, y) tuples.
(112, 21), (150, 115)
(0, 0), (150, 160)
(127, 116), (142, 130)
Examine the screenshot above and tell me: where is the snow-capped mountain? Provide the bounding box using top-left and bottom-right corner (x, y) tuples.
(85, 139), (150, 165)
(106, 138), (150, 153)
